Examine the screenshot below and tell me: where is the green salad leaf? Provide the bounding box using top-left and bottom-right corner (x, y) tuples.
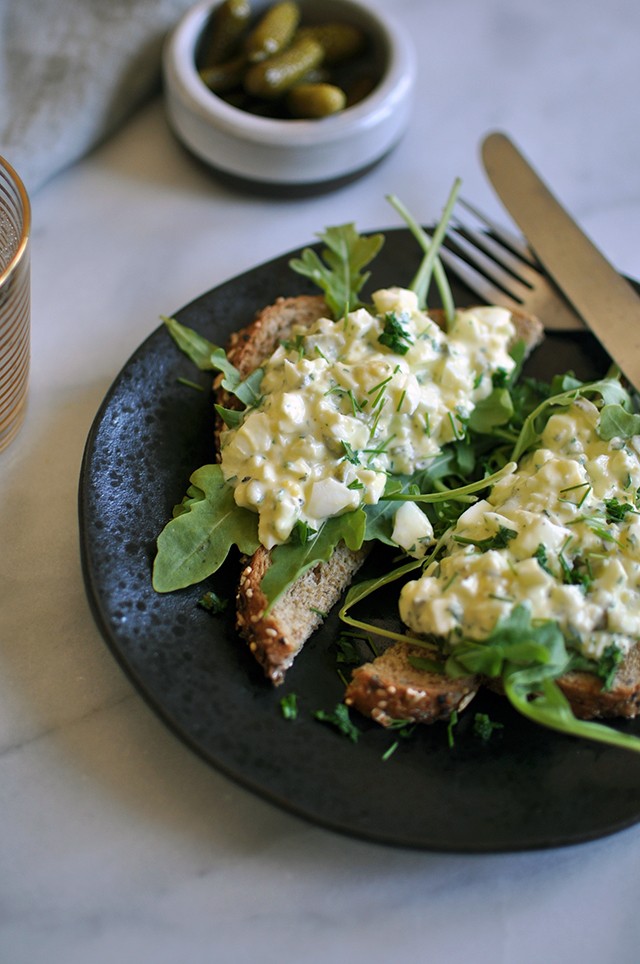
(260, 509), (367, 610)
(289, 224), (384, 319)
(162, 315), (263, 407)
(444, 605), (569, 682)
(152, 465), (260, 592)
(511, 376), (631, 461)
(505, 676), (640, 754)
(597, 403), (640, 440)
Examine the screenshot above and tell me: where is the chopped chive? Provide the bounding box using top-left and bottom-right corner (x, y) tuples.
(382, 741), (399, 761)
(368, 375), (393, 396)
(177, 376), (205, 391)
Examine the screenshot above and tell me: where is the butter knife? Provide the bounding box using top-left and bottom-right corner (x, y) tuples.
(482, 130), (640, 389)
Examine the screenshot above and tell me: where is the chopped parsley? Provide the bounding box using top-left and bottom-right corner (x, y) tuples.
(534, 542), (553, 575)
(473, 712), (504, 741)
(570, 644), (625, 692)
(453, 525), (517, 552)
(281, 332), (306, 356)
(333, 631), (373, 665)
(604, 497), (637, 524)
(378, 311), (414, 354)
(315, 703), (360, 742)
(559, 552), (593, 592)
(280, 693), (298, 720)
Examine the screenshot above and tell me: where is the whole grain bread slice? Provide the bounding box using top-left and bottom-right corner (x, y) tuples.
(344, 643), (479, 726)
(346, 640), (640, 726)
(237, 542), (369, 685)
(217, 293), (370, 685)
(219, 298), (543, 687)
(556, 647), (640, 719)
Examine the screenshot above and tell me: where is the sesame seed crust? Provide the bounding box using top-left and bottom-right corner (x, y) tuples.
(345, 643), (480, 727)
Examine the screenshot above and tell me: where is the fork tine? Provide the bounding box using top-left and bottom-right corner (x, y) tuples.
(438, 244), (524, 313)
(458, 197), (536, 265)
(451, 220), (542, 288)
(445, 226), (532, 301)
(439, 198), (584, 331)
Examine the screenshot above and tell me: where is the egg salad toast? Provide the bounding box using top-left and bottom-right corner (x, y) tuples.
(153, 185), (640, 753)
(221, 295), (541, 685)
(344, 386), (640, 748)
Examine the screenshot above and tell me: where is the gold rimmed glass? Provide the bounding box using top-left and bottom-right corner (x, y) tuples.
(0, 155), (30, 453)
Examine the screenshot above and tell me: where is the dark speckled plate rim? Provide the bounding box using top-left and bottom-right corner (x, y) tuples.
(78, 228), (640, 852)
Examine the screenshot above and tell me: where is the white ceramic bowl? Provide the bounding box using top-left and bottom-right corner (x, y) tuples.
(162, 0), (416, 195)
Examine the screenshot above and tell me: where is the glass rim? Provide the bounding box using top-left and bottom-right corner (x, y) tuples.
(0, 154), (31, 289)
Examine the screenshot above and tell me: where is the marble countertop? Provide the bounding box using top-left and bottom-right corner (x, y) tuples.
(3, 0), (640, 960)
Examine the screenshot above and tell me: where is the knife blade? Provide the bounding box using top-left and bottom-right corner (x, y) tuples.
(482, 130), (640, 389)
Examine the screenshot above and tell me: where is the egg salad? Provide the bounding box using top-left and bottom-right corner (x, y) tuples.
(219, 287), (516, 549)
(400, 396), (640, 662)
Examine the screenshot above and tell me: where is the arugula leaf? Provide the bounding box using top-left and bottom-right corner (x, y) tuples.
(163, 315), (227, 371)
(214, 404), (245, 429)
(511, 377), (631, 461)
(407, 653), (447, 674)
(339, 548), (446, 647)
(152, 465), (260, 592)
(505, 675), (640, 754)
(444, 606), (569, 682)
(362, 451), (458, 544)
(289, 224), (384, 319)
(598, 403), (640, 441)
(260, 509), (367, 608)
(163, 315), (263, 407)
(381, 461), (516, 507)
(595, 644), (625, 690)
(440, 607), (640, 753)
(467, 387), (514, 434)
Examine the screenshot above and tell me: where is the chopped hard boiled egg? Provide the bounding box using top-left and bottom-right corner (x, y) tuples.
(220, 288), (516, 548)
(400, 398), (640, 661)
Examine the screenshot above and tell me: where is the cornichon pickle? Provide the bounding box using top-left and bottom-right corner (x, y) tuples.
(244, 1), (300, 63)
(200, 54), (247, 93)
(244, 36), (323, 98)
(296, 22), (366, 65)
(200, 0), (251, 67)
(287, 82), (347, 118)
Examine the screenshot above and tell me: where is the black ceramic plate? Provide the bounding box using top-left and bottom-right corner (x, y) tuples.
(79, 229), (640, 852)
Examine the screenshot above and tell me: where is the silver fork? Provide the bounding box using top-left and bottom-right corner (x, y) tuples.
(439, 198), (584, 330)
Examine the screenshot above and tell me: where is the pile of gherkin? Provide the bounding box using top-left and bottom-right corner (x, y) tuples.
(196, 0), (378, 119)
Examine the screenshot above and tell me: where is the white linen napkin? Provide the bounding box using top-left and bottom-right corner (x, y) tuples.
(0, 0), (194, 194)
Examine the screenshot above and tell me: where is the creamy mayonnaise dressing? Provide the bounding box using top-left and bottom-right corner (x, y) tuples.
(219, 288), (516, 549)
(400, 397), (640, 660)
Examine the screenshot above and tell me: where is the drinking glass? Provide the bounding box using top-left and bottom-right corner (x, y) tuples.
(0, 155), (30, 453)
